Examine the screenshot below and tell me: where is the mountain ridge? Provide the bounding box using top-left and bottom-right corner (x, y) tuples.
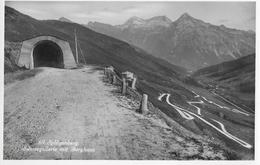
(87, 13), (255, 71)
(115, 15), (172, 29)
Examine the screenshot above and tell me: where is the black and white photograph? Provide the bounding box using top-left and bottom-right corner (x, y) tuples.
(1, 0), (258, 162)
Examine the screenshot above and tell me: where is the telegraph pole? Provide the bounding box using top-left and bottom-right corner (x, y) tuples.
(74, 29), (79, 64)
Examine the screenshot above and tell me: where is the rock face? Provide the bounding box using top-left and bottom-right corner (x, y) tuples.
(87, 13), (255, 71)
(4, 41), (22, 73)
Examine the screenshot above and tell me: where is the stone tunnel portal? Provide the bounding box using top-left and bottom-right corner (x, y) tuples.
(33, 40), (64, 68)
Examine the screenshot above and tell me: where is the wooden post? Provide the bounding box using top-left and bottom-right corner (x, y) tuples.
(131, 77), (137, 89)
(112, 75), (117, 84)
(122, 78), (126, 95)
(109, 72), (113, 83)
(106, 69), (109, 78)
(107, 70), (110, 78)
(109, 72), (112, 83)
(140, 94), (148, 114)
(104, 68), (107, 75)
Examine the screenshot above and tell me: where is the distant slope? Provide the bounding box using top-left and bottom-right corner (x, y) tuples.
(87, 14), (255, 71)
(193, 54), (255, 110)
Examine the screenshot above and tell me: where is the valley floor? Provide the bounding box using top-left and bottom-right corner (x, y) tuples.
(4, 66), (225, 160)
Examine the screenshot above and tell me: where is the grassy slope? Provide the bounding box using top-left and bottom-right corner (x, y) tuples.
(192, 54), (255, 111)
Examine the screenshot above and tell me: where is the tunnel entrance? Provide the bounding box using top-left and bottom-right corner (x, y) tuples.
(33, 40), (64, 68)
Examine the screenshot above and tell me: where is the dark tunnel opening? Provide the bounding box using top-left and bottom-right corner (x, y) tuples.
(33, 40), (64, 68)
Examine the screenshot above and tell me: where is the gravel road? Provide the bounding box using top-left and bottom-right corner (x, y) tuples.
(4, 66), (225, 160)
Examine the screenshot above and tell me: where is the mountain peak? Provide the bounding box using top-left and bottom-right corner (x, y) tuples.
(122, 16), (145, 28)
(59, 17), (73, 23)
(121, 15), (172, 28)
(123, 16), (144, 26)
(148, 16), (172, 23)
(126, 16), (144, 22)
(178, 12), (193, 20)
(130, 16), (142, 20)
(175, 12), (201, 26)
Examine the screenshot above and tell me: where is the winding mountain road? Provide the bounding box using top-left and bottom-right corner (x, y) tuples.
(211, 91), (252, 116)
(158, 93), (252, 149)
(192, 91), (250, 116)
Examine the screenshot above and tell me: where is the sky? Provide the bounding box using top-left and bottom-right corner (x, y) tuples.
(5, 1), (256, 31)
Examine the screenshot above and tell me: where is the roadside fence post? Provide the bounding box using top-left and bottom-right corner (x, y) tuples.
(131, 77), (137, 89)
(122, 78), (126, 95)
(140, 94), (149, 114)
(104, 67), (107, 75)
(112, 74), (117, 84)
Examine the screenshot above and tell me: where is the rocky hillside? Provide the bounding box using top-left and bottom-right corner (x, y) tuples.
(4, 41), (22, 73)
(87, 13), (255, 71)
